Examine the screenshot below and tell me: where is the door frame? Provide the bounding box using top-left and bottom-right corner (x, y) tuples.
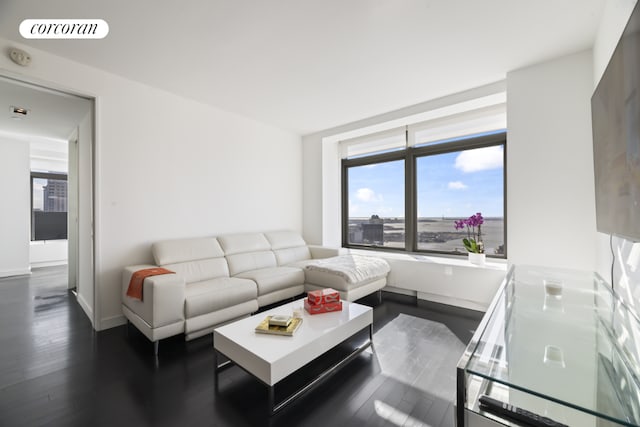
(0, 71), (99, 329)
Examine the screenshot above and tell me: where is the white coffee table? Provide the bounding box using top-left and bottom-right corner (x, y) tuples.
(213, 298), (373, 415)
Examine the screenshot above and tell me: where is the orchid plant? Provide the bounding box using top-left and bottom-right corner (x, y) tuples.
(454, 212), (485, 254)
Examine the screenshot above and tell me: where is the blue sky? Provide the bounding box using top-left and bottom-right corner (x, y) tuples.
(348, 145), (504, 218)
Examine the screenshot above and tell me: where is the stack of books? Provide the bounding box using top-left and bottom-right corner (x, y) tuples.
(255, 314), (302, 336)
(304, 288), (343, 314)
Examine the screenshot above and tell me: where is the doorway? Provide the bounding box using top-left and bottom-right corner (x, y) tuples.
(0, 75), (95, 326)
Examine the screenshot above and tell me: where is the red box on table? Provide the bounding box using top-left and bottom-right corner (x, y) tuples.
(307, 288), (340, 305)
(304, 298), (342, 314)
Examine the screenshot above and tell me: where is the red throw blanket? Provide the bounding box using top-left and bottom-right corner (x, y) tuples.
(126, 267), (175, 301)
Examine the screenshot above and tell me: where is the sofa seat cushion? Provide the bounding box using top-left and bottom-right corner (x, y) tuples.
(235, 267), (304, 296)
(185, 277), (257, 319)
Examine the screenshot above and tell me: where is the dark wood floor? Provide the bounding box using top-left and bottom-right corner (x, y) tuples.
(0, 266), (483, 427)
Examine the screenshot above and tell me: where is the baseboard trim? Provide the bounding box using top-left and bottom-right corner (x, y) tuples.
(0, 267), (31, 278)
(30, 260), (67, 269)
(100, 313), (127, 331)
(417, 291), (487, 312)
(384, 286), (417, 297)
(76, 293), (94, 328)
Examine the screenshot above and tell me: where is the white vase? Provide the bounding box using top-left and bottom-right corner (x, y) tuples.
(468, 252), (486, 266)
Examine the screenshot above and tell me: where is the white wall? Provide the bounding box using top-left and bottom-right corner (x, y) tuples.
(384, 254), (506, 311)
(506, 50), (596, 271)
(30, 137), (68, 174)
(30, 240), (67, 268)
(302, 135), (323, 245)
(0, 136), (30, 277)
(0, 37), (302, 330)
(592, 0), (640, 306)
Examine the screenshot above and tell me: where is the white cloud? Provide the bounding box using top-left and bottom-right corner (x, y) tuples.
(348, 199), (359, 214)
(448, 181), (468, 190)
(455, 146), (503, 173)
(356, 187), (383, 202)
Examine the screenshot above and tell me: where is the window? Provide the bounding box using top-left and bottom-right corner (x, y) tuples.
(31, 172), (68, 241)
(415, 138), (505, 255)
(342, 132), (506, 258)
(344, 157), (405, 249)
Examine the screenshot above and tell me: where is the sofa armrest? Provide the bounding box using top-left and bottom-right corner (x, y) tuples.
(122, 265), (186, 328)
(308, 245), (349, 259)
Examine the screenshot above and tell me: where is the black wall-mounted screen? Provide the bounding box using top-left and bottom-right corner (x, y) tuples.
(591, 2), (640, 242)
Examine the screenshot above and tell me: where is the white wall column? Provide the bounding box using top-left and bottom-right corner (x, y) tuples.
(506, 50), (596, 271)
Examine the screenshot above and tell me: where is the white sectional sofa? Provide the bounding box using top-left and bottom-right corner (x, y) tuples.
(122, 230), (390, 354)
(217, 232), (306, 308)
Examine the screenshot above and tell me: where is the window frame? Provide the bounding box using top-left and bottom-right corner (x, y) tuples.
(30, 171), (69, 241)
(341, 150), (408, 253)
(342, 131), (507, 258)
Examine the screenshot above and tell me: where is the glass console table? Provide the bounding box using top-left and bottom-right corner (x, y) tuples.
(457, 265), (640, 426)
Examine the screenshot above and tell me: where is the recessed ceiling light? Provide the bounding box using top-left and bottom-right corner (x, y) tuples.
(11, 106), (29, 116)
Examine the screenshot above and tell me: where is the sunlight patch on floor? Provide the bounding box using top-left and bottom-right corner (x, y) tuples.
(368, 313), (465, 400)
(374, 399), (433, 427)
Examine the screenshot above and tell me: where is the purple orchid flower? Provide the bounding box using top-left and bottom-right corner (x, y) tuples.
(453, 212), (485, 254)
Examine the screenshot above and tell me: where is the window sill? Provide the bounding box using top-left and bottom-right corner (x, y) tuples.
(347, 247), (508, 272)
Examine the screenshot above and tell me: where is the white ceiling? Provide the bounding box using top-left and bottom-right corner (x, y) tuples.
(0, 0), (607, 135)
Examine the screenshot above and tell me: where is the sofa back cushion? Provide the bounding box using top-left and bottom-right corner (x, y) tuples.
(264, 230), (311, 265)
(152, 237), (229, 283)
(218, 233), (277, 276)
